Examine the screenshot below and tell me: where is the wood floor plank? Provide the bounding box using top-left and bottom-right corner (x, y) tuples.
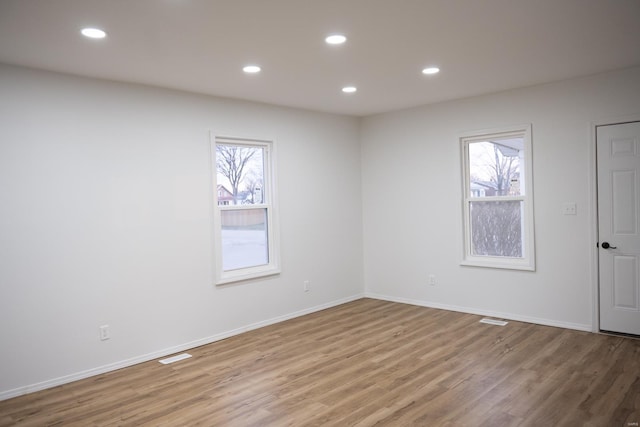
(1, 298), (639, 426)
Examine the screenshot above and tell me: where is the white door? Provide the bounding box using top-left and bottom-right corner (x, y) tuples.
(597, 121), (640, 335)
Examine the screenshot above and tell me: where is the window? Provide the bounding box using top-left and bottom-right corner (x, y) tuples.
(211, 136), (280, 284)
(461, 124), (535, 270)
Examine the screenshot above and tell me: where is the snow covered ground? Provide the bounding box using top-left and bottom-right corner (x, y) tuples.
(221, 228), (269, 271)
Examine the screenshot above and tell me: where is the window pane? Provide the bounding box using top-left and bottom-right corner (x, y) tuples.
(216, 144), (265, 205)
(470, 200), (523, 257)
(468, 138), (523, 197)
(221, 209), (269, 271)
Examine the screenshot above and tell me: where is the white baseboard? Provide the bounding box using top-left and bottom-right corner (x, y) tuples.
(2, 291), (592, 401)
(364, 292), (593, 332)
(0, 293), (364, 401)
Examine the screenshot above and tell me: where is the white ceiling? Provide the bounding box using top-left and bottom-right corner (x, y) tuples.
(1, 0), (639, 117)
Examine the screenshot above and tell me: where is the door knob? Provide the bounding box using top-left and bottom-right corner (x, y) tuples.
(601, 242), (617, 249)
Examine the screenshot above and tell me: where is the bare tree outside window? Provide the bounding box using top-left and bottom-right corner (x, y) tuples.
(468, 140), (522, 197)
(242, 172), (264, 204)
(215, 144), (262, 205)
(468, 138), (524, 258)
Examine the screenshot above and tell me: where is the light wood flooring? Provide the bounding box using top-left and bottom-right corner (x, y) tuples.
(1, 298), (639, 426)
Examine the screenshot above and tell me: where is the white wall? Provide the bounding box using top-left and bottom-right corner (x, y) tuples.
(361, 66), (640, 330)
(0, 64), (364, 398)
(2, 61), (640, 400)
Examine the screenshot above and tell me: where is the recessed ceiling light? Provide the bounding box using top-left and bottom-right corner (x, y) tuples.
(325, 34), (347, 45)
(422, 67), (440, 75)
(81, 28), (107, 39)
(243, 65), (261, 74)
(342, 86), (357, 93)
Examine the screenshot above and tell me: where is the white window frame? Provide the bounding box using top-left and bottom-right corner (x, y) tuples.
(210, 134), (280, 285)
(460, 124), (536, 271)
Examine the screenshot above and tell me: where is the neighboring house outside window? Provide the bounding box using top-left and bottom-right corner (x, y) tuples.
(217, 185), (233, 206)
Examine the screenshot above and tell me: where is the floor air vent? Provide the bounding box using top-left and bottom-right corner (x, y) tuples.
(159, 353), (192, 365)
(479, 318), (508, 326)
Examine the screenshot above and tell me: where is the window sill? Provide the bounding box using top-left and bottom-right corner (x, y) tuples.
(460, 258), (535, 271)
(215, 266), (281, 286)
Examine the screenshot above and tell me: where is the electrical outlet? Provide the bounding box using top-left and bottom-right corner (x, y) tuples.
(562, 202), (577, 215)
(428, 274), (436, 286)
(304, 280), (310, 292)
(99, 325), (110, 341)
